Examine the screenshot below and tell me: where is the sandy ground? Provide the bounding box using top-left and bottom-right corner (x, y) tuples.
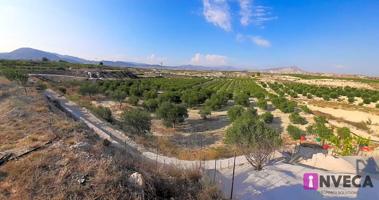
(151, 108), (230, 148)
(307, 104), (379, 140)
(298, 79), (374, 90)
(259, 75), (375, 90)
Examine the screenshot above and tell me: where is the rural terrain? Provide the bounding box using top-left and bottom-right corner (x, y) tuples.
(1, 57), (379, 199)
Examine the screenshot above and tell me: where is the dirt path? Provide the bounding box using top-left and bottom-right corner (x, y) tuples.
(44, 89), (249, 169)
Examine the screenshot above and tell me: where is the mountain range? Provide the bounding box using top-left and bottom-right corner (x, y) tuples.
(0, 48), (306, 73)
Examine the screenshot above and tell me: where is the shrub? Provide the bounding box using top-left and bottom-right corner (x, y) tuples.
(121, 108), (151, 135)
(204, 92), (229, 110)
(182, 90), (206, 107)
(128, 96), (139, 106)
(227, 105), (245, 122)
(337, 127), (351, 139)
(93, 106), (113, 123)
(58, 87), (67, 94)
(300, 105), (312, 114)
(143, 90), (157, 99)
(261, 112), (274, 123)
(143, 98), (158, 112)
(348, 96), (355, 103)
(314, 116), (327, 124)
(233, 92), (250, 106)
(287, 125), (305, 140)
(79, 83), (98, 97)
(363, 98), (371, 104)
(199, 106), (212, 119)
(257, 99), (268, 110)
(289, 112), (308, 125)
(112, 90), (127, 107)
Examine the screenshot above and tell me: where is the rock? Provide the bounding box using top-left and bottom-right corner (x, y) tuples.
(70, 142), (90, 150)
(128, 172), (144, 187)
(78, 174), (88, 185)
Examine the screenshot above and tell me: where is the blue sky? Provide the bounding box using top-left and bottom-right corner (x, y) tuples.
(0, 0), (378, 75)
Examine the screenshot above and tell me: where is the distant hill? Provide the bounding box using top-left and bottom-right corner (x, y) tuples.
(262, 66), (306, 74)
(0, 48), (308, 73)
(0, 48), (88, 64)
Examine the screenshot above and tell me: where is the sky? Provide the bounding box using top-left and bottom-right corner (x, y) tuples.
(0, 0), (379, 75)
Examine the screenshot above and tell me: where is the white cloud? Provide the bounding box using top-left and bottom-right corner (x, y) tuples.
(251, 5), (277, 27)
(236, 34), (271, 47)
(202, 0), (231, 31)
(237, 1), (277, 28)
(190, 53), (227, 66)
(239, 0), (252, 26)
(250, 36), (271, 47)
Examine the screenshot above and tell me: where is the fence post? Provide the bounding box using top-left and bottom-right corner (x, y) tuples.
(213, 159), (217, 183)
(230, 152), (237, 200)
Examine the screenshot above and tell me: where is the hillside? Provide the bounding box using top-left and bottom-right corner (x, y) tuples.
(0, 77), (222, 200)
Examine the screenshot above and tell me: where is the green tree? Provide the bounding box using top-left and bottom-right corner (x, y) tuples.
(233, 92), (250, 106)
(182, 90), (203, 107)
(205, 92), (229, 110)
(79, 83), (98, 97)
(227, 105), (245, 122)
(128, 96), (139, 106)
(225, 117), (281, 170)
(112, 90), (127, 108)
(143, 98), (159, 112)
(156, 102), (188, 128)
(121, 108), (151, 135)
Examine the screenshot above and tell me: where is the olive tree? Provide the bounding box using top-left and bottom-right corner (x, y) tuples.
(227, 105), (245, 122)
(112, 89), (127, 108)
(233, 92), (250, 106)
(79, 83), (98, 97)
(156, 102), (188, 128)
(121, 108), (151, 135)
(225, 116), (282, 170)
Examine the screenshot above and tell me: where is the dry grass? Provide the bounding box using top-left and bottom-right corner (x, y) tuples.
(307, 99), (379, 115)
(0, 81), (224, 200)
(312, 110), (371, 132)
(135, 136), (235, 160)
